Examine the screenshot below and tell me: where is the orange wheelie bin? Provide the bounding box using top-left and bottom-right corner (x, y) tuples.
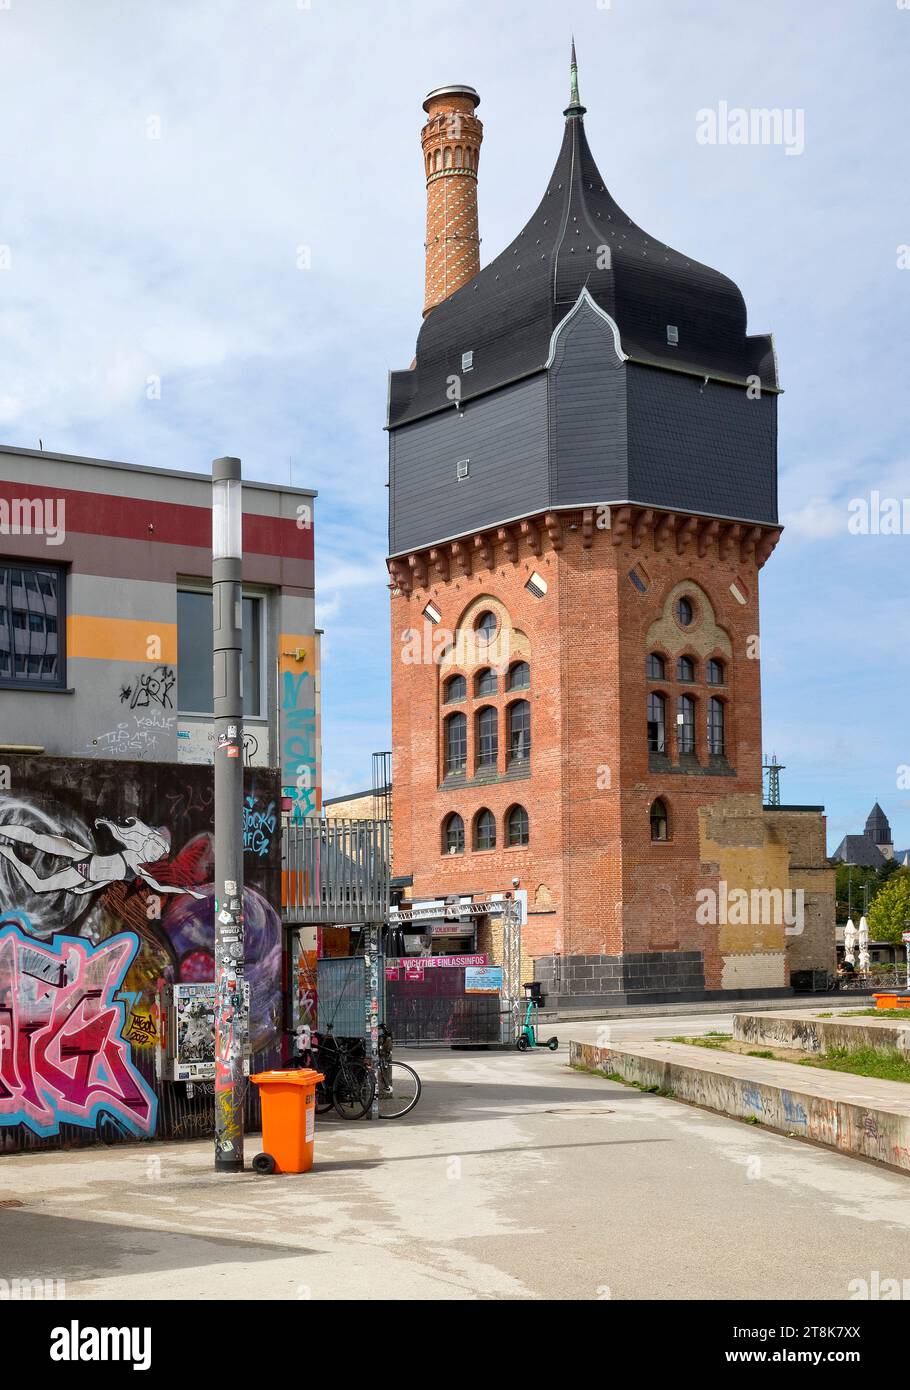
(250, 1069), (324, 1175)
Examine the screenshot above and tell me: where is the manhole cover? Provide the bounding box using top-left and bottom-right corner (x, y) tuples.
(541, 1107), (614, 1116)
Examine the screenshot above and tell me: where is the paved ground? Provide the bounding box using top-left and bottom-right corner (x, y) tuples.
(2, 1007), (909, 1300)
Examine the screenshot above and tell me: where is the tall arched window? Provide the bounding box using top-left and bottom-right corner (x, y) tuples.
(507, 661), (530, 691)
(474, 808), (496, 851)
(708, 698), (725, 756)
(508, 699), (531, 765)
(677, 695), (696, 755)
(650, 798), (669, 842)
(647, 692), (666, 753)
(476, 706), (498, 769)
(444, 674), (466, 703)
(444, 712), (467, 775)
(707, 658), (725, 686)
(443, 813), (464, 855)
(475, 667), (497, 696)
(507, 804), (529, 847)
(676, 655), (696, 683)
(646, 653), (665, 680)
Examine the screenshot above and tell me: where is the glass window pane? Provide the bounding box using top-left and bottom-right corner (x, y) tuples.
(177, 591), (213, 712)
(178, 590), (262, 716)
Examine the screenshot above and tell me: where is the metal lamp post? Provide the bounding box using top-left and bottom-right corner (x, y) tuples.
(212, 455), (246, 1172)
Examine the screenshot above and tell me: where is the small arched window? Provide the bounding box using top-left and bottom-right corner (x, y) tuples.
(476, 706), (498, 768)
(475, 610), (498, 644)
(647, 692), (666, 753)
(507, 804), (529, 847)
(474, 808), (496, 851)
(708, 697), (725, 756)
(454, 146), (463, 167)
(646, 653), (665, 680)
(677, 655), (696, 683)
(677, 694), (696, 755)
(443, 813), (464, 855)
(475, 667), (497, 696)
(444, 712), (467, 775)
(507, 661), (530, 690)
(707, 658), (725, 686)
(508, 699), (531, 765)
(650, 798), (669, 842)
(434, 149), (441, 172)
(444, 674), (466, 703)
(444, 146), (453, 168)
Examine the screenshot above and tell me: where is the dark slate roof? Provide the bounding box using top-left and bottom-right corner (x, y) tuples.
(865, 802), (891, 834)
(389, 92), (777, 428)
(831, 835), (886, 868)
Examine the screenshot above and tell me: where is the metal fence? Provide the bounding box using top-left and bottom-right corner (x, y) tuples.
(317, 954), (384, 1036)
(282, 817), (390, 924)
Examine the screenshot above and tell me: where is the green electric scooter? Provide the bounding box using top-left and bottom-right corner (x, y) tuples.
(515, 995), (559, 1051)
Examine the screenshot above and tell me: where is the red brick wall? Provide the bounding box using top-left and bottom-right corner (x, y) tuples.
(390, 514), (769, 982)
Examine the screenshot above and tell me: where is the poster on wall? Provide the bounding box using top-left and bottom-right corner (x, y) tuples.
(465, 966), (503, 994)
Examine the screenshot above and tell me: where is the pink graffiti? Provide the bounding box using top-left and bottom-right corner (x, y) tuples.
(0, 923), (157, 1138)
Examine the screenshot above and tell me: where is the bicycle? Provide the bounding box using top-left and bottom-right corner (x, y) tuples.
(297, 1027), (375, 1120)
(376, 1024), (421, 1119)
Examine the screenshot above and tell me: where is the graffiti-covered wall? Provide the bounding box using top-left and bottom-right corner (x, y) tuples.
(0, 755), (283, 1153)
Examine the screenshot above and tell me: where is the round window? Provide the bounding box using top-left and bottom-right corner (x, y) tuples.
(475, 610), (498, 643)
(676, 596), (694, 628)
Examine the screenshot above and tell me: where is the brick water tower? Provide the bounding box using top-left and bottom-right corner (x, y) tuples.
(386, 51), (793, 1006)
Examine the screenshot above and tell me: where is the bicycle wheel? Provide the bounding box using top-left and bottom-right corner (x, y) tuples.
(315, 1080), (334, 1115)
(377, 1060), (421, 1119)
(333, 1062), (375, 1120)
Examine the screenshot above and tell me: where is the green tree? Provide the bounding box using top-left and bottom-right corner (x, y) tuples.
(867, 868), (910, 945)
(835, 864), (880, 923)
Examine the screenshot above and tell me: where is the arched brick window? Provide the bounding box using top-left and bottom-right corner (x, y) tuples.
(650, 798), (669, 842)
(474, 808), (496, 851)
(677, 694), (696, 755)
(442, 813), (465, 855)
(647, 692), (666, 753)
(708, 697), (725, 756)
(507, 804), (529, 847)
(444, 712), (467, 775)
(508, 699), (531, 766)
(475, 705), (498, 769)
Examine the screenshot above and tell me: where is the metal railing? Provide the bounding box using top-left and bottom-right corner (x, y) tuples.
(282, 817), (390, 924)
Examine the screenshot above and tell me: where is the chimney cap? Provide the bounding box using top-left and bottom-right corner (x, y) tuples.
(423, 85), (480, 113)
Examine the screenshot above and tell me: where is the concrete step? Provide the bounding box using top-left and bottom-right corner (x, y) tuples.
(538, 993), (871, 1024)
(733, 1010), (910, 1055)
(570, 1034), (910, 1173)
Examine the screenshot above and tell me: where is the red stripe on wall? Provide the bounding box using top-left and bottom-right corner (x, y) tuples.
(0, 481), (314, 560)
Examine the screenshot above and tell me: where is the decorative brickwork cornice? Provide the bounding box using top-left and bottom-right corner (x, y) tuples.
(387, 505), (782, 594)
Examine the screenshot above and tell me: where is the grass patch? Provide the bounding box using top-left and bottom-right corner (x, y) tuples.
(815, 1012), (832, 1017)
(571, 1063), (673, 1097)
(843, 1009), (910, 1020)
(798, 1046), (910, 1084)
(747, 1050), (776, 1059)
(669, 1033), (732, 1050)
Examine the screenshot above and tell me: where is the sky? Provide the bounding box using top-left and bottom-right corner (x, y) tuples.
(0, 0), (907, 854)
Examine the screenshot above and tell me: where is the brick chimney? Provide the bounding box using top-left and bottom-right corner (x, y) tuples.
(421, 85), (482, 316)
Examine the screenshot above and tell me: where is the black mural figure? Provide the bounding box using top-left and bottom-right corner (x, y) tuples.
(0, 817), (204, 900)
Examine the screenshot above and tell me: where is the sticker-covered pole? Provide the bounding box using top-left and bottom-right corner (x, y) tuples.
(212, 455), (246, 1172)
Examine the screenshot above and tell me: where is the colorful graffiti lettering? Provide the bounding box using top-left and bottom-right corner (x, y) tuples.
(281, 667), (318, 823)
(243, 796), (276, 858)
(0, 920), (158, 1138)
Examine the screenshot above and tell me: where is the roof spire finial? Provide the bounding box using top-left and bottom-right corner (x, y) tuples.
(564, 36), (587, 118)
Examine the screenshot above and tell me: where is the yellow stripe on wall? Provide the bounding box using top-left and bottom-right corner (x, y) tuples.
(66, 615), (178, 664)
